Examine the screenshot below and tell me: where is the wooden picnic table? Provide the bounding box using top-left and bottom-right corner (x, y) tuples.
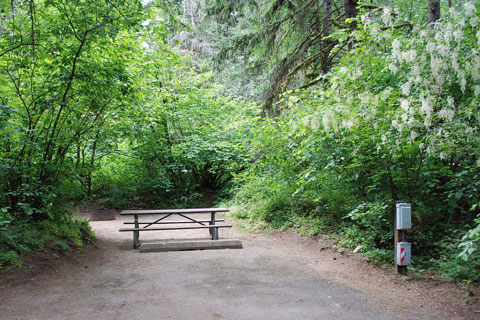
(119, 208), (231, 248)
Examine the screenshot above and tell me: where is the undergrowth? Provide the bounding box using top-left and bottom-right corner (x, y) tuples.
(0, 210), (94, 273)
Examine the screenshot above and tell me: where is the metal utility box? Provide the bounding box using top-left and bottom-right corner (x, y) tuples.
(396, 202), (412, 230)
(396, 242), (411, 266)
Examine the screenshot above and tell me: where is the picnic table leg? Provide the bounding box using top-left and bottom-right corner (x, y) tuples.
(133, 214), (139, 249)
(210, 212), (218, 240)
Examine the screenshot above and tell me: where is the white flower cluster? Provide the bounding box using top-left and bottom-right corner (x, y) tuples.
(342, 119), (354, 130)
(465, 3), (476, 16)
(388, 2), (479, 134)
(382, 6), (393, 27)
(311, 2), (479, 163)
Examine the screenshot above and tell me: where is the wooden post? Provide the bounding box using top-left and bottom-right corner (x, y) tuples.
(395, 201), (408, 275)
(210, 212), (217, 240)
(397, 230), (407, 275)
(134, 214), (139, 249)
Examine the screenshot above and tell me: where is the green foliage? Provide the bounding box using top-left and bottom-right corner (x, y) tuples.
(440, 255), (480, 283)
(0, 0), (479, 285)
(0, 211), (94, 272)
(227, 3), (480, 282)
(52, 240), (70, 252)
(436, 213), (480, 282)
(0, 0), (171, 217)
(458, 213), (480, 261)
(0, 250), (20, 270)
(0, 0), (255, 273)
(341, 202), (393, 251)
(363, 249), (394, 265)
(88, 57), (256, 208)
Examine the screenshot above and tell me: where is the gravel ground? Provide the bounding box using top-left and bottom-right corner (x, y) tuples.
(0, 212), (478, 320)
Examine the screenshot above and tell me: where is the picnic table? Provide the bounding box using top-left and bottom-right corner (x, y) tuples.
(119, 208), (232, 248)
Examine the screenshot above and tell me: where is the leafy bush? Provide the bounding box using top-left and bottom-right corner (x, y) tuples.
(341, 202), (393, 251)
(437, 213), (480, 282)
(458, 214), (480, 262)
(228, 4), (480, 282)
(363, 249), (394, 265)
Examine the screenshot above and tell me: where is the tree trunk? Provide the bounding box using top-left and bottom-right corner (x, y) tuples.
(324, 0), (332, 35)
(322, 0), (333, 73)
(429, 0), (440, 24)
(87, 136), (98, 196)
(76, 145), (81, 167)
(344, 0), (358, 31)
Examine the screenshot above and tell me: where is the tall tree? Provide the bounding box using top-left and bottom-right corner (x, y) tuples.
(202, 0), (369, 116)
(0, 0), (173, 218)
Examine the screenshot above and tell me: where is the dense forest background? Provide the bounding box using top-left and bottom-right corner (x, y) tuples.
(1, 0), (479, 282)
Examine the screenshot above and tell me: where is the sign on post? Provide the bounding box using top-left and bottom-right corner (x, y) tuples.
(396, 242), (411, 266)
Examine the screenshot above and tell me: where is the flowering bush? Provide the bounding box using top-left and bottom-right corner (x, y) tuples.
(232, 3), (480, 280)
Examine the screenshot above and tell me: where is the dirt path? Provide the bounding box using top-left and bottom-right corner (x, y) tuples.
(0, 213), (478, 320)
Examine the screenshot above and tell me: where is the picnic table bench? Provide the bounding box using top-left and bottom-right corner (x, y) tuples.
(119, 208), (232, 248)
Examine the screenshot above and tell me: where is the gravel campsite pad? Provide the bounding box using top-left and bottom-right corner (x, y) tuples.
(0, 213), (478, 320)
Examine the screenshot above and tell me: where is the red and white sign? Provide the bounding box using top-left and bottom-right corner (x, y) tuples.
(396, 242), (411, 266)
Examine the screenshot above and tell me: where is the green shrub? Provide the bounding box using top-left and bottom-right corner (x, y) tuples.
(438, 215), (480, 282)
(340, 202), (393, 251)
(52, 240), (70, 251)
(363, 249), (394, 265)
(0, 251), (20, 269)
(0, 212), (95, 273)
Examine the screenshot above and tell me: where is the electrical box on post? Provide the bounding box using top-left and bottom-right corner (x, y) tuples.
(396, 242), (411, 266)
(396, 202), (411, 230)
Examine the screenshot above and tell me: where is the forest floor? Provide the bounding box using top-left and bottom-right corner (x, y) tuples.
(0, 209), (479, 320)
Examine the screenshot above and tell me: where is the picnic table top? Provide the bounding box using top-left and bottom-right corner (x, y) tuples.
(120, 208), (229, 215)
